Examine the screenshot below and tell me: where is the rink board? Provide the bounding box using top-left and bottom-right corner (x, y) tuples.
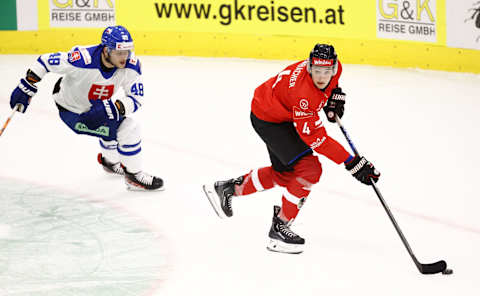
(0, 0), (479, 72)
(1, 29), (480, 73)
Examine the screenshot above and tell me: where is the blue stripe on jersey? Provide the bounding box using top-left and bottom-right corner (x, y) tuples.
(127, 95), (141, 112)
(37, 56), (49, 72)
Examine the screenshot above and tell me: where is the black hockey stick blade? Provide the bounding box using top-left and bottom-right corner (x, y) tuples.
(418, 260), (447, 274)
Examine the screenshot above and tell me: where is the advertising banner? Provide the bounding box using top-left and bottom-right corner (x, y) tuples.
(377, 0), (437, 42)
(116, 0), (375, 39)
(0, 0), (38, 30)
(0, 0), (17, 30)
(446, 0), (480, 50)
(49, 0), (116, 28)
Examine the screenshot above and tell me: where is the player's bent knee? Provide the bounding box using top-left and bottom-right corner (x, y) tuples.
(295, 155), (322, 184)
(117, 117), (141, 144)
(303, 167), (321, 184)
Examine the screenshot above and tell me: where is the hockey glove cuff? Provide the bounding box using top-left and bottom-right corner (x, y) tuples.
(345, 155), (380, 185)
(114, 100), (126, 116)
(115, 96), (141, 116)
(10, 78), (38, 113)
(324, 87), (345, 123)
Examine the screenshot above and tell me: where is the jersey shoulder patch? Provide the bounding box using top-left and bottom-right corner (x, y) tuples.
(126, 56), (142, 75)
(67, 45), (101, 68)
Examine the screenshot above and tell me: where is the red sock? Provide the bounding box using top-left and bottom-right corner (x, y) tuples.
(235, 167), (276, 196)
(281, 177), (314, 220)
(235, 155), (322, 221)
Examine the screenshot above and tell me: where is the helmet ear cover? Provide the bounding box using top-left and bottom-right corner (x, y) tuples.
(307, 44), (338, 75)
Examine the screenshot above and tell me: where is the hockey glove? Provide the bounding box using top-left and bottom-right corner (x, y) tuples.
(114, 100), (126, 116)
(324, 87), (345, 123)
(10, 78), (38, 113)
(79, 99), (121, 130)
(345, 155), (380, 185)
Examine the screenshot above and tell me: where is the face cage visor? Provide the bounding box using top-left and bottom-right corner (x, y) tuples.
(106, 41), (134, 58)
(310, 66), (334, 76)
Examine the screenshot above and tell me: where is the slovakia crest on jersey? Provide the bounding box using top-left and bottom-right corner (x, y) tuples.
(88, 84), (115, 101)
(68, 51), (81, 63)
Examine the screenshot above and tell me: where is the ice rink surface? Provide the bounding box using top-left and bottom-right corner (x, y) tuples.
(0, 54), (479, 295)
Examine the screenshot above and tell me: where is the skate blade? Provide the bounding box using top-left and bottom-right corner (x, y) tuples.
(266, 238), (304, 254)
(126, 181), (165, 191)
(202, 184), (226, 219)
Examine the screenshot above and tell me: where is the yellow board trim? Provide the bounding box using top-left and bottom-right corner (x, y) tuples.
(0, 30), (479, 73)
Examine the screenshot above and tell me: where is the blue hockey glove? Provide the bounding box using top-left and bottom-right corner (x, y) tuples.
(79, 99), (121, 130)
(10, 78), (38, 113)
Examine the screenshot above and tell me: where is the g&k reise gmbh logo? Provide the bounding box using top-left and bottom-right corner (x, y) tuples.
(50, 0), (116, 28)
(377, 0), (437, 42)
(465, 1), (480, 42)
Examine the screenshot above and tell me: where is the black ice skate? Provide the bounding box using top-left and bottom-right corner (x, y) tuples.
(202, 176), (244, 218)
(97, 153), (124, 175)
(124, 169), (164, 191)
(267, 206), (305, 254)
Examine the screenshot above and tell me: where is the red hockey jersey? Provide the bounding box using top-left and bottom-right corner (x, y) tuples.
(251, 60), (350, 164)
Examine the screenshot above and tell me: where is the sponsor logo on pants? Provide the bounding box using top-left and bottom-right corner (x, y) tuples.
(75, 122), (110, 136)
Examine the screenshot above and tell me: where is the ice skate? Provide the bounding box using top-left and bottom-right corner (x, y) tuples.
(97, 153), (124, 175)
(202, 176), (243, 218)
(267, 206), (305, 254)
(124, 169), (164, 191)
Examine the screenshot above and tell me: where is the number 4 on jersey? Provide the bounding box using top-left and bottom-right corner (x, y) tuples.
(302, 122), (311, 135)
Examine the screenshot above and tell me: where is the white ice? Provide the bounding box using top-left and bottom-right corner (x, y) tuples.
(0, 55), (479, 296)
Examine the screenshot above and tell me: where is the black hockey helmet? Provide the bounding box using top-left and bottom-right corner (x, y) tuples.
(307, 44), (338, 75)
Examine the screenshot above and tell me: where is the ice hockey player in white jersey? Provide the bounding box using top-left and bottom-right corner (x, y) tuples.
(9, 25), (163, 191)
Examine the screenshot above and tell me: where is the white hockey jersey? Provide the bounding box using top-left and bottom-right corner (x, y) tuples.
(30, 44), (143, 115)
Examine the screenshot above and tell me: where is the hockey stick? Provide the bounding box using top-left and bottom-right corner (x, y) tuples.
(0, 105), (19, 137)
(335, 115), (450, 275)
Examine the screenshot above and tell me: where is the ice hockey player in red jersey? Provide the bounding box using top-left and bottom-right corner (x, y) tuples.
(203, 44), (380, 254)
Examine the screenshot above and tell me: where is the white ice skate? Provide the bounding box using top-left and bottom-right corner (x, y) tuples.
(125, 170), (164, 191)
